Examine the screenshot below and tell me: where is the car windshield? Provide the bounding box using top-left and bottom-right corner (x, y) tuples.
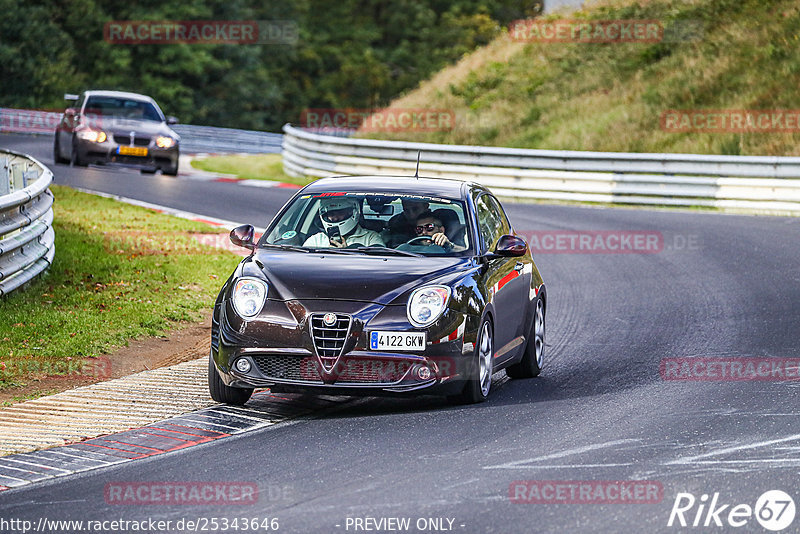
(84, 96), (163, 122)
(262, 192), (472, 256)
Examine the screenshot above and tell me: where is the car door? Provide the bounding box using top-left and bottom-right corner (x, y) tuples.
(474, 193), (528, 364)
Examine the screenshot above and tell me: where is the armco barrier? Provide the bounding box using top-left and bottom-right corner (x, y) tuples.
(281, 124), (800, 213)
(0, 150), (55, 296)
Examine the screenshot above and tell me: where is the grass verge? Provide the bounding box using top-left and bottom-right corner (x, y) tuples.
(191, 153), (316, 186)
(0, 185), (240, 390)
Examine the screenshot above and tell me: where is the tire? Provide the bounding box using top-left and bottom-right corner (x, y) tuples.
(208, 352), (253, 405)
(70, 140), (86, 167)
(163, 162), (178, 176)
(451, 318), (493, 404)
(53, 135), (69, 164)
(507, 296), (544, 379)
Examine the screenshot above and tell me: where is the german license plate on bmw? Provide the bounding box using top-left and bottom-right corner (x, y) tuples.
(369, 331), (426, 351)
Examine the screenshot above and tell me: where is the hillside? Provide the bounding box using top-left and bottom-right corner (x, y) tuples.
(360, 0), (800, 156)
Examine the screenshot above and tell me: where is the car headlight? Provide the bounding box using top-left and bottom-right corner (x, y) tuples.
(232, 278), (268, 318)
(407, 285), (451, 327)
(76, 130), (107, 143)
(155, 136), (176, 148)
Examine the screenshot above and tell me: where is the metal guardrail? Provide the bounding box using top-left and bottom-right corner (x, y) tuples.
(281, 124), (800, 213)
(0, 107), (282, 155)
(0, 150), (55, 296)
(172, 124), (282, 154)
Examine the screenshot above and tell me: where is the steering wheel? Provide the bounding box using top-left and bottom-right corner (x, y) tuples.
(405, 236), (434, 246)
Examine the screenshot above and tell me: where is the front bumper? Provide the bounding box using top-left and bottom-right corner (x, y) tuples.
(212, 299), (478, 396)
(75, 139), (178, 171)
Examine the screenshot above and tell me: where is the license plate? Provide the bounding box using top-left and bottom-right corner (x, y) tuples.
(118, 146), (148, 156)
(369, 331), (426, 351)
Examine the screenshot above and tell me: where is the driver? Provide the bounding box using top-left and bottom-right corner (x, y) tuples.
(303, 197), (385, 248)
(406, 211), (466, 252)
(385, 198), (429, 246)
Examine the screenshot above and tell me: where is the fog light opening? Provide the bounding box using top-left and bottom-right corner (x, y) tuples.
(416, 365), (432, 380)
(235, 358), (252, 373)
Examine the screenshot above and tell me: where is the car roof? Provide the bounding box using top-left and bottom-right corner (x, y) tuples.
(301, 176), (486, 199)
(82, 90), (157, 103)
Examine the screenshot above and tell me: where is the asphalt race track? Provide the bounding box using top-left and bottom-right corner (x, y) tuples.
(2, 133), (799, 533)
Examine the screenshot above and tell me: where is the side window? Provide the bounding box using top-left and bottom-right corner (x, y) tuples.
(475, 194), (510, 252)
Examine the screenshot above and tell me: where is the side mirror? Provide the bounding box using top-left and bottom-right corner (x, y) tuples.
(494, 234), (527, 257)
(166, 116), (179, 125)
(230, 224), (255, 250)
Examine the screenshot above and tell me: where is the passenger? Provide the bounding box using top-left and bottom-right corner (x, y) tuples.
(409, 211), (466, 252)
(386, 198), (429, 246)
(303, 197), (385, 248)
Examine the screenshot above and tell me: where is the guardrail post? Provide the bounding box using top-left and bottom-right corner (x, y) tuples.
(0, 157), (8, 196)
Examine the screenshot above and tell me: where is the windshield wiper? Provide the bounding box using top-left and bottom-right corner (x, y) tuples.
(354, 246), (423, 257)
(262, 243), (311, 253)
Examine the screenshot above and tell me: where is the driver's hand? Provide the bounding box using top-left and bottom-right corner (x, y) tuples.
(329, 236), (347, 248)
(431, 232), (452, 248)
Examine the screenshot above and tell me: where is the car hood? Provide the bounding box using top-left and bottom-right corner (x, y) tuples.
(248, 250), (475, 305)
(98, 118), (176, 138)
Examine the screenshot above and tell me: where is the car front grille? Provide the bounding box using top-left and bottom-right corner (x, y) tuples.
(113, 134), (151, 146)
(252, 355), (322, 382)
(251, 355), (413, 384)
(310, 313), (351, 370)
(335, 358), (413, 383)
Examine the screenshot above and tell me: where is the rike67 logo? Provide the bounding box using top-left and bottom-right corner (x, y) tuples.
(668, 490), (795, 531)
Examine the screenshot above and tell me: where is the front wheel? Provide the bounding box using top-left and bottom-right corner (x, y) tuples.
(70, 141), (86, 167)
(208, 352), (253, 405)
(163, 163), (179, 176)
(53, 135), (69, 164)
(451, 318), (493, 404)
(507, 296), (544, 379)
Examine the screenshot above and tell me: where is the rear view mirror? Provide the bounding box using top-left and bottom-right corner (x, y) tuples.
(230, 225), (256, 250)
(377, 204), (394, 216)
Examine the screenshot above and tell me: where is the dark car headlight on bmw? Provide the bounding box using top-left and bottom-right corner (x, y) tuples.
(407, 285), (451, 327)
(232, 278), (268, 318)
